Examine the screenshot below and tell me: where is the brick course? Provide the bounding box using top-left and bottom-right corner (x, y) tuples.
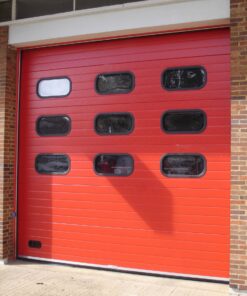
(230, 0), (247, 292)
(0, 26), (16, 261)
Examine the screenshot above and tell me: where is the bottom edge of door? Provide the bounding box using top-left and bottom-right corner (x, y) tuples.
(18, 255), (229, 283)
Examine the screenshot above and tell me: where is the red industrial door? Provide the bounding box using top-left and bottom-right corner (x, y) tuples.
(18, 28), (230, 279)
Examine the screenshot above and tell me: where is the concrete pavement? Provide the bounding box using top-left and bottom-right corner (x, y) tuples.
(0, 260), (229, 296)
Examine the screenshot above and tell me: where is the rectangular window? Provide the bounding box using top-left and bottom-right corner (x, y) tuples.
(96, 72), (134, 95)
(162, 110), (206, 133)
(17, 0), (73, 19)
(76, 0), (144, 10)
(36, 115), (71, 136)
(37, 77), (71, 98)
(95, 154), (133, 176)
(161, 154), (206, 177)
(162, 67), (206, 90)
(35, 154), (70, 175)
(0, 0), (12, 22)
(95, 113), (134, 135)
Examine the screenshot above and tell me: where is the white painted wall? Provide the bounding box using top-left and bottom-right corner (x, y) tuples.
(7, 0), (230, 47)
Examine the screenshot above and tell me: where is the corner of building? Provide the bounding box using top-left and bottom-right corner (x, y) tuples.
(0, 26), (17, 262)
(230, 0), (247, 292)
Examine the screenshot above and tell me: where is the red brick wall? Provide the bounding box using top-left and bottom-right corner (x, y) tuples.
(230, 0), (247, 291)
(0, 26), (16, 260)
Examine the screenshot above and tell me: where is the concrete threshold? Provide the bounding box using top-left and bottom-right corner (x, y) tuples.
(0, 260), (229, 296)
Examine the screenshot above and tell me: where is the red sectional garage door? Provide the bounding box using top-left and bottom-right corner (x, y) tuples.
(18, 28), (230, 279)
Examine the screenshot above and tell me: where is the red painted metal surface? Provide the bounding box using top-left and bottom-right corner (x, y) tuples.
(18, 29), (230, 278)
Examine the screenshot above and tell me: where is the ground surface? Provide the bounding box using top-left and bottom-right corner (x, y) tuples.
(0, 260), (229, 296)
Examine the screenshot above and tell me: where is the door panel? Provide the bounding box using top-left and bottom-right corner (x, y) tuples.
(18, 28), (230, 278)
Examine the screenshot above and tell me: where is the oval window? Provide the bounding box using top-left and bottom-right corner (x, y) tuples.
(36, 115), (71, 136)
(161, 154), (206, 177)
(162, 110), (206, 133)
(162, 67), (206, 90)
(37, 77), (71, 98)
(96, 72), (134, 94)
(95, 154), (134, 176)
(35, 154), (70, 175)
(95, 113), (134, 135)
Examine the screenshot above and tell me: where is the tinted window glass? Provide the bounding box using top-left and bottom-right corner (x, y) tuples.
(0, 0), (12, 22)
(161, 154), (205, 177)
(17, 0), (73, 19)
(96, 73), (134, 94)
(162, 110), (206, 133)
(37, 77), (71, 98)
(76, 0), (144, 10)
(163, 67), (206, 90)
(37, 115), (71, 136)
(35, 154), (70, 175)
(95, 113), (133, 135)
(95, 154), (133, 176)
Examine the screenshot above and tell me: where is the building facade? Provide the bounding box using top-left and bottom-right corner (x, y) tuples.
(0, 0), (246, 294)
